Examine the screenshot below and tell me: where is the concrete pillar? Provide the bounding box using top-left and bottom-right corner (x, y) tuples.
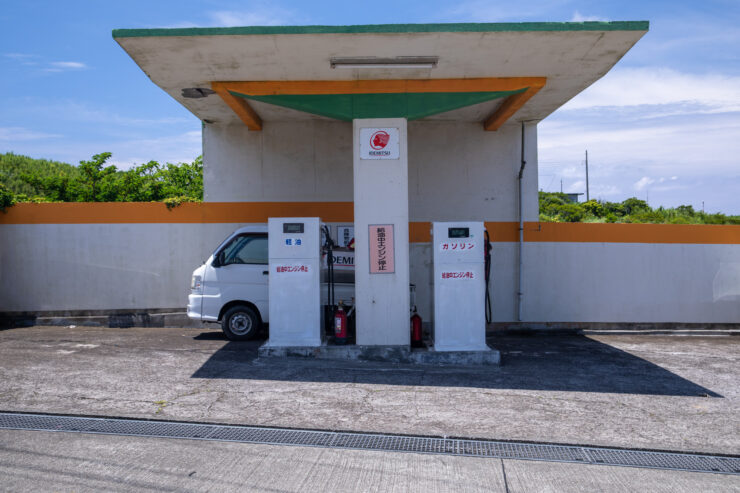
(353, 118), (410, 346)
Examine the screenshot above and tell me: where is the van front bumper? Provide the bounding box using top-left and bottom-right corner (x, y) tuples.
(187, 294), (202, 320)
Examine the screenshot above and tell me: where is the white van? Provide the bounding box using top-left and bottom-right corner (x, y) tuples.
(187, 225), (355, 340)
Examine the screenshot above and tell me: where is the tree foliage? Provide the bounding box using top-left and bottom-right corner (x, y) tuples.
(539, 191), (740, 225)
(0, 152), (203, 206)
(2, 152), (737, 225)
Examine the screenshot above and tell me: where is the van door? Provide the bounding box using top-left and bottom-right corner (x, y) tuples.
(201, 233), (269, 322)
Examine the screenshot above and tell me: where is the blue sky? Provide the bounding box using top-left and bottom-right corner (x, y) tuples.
(1, 1), (739, 213)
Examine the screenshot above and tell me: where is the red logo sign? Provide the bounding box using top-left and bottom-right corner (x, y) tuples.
(370, 131), (390, 150)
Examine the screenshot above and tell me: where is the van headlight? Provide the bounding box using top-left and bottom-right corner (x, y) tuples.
(191, 275), (202, 293)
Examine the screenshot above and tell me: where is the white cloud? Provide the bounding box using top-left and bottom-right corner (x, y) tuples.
(570, 11), (609, 22)
(49, 61), (87, 69)
(43, 61), (89, 73)
(166, 5), (304, 29)
(106, 130), (202, 170)
(538, 103), (740, 212)
(561, 68), (740, 115)
(540, 115), (740, 175)
(3, 100), (192, 127)
(4, 53), (37, 60)
(55, 101), (190, 127)
(0, 127), (201, 171)
(158, 21), (201, 29)
(208, 9), (298, 26)
(591, 185), (622, 197)
(538, 65), (740, 212)
(442, 0), (570, 22)
(4, 54), (85, 71)
(634, 177), (654, 191)
(0, 127), (62, 141)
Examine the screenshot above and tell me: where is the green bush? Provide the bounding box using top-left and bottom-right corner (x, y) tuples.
(538, 192), (738, 225)
(0, 152), (204, 208)
(0, 182), (16, 211)
(582, 200), (605, 218)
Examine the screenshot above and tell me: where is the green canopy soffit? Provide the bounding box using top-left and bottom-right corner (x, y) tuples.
(228, 89), (527, 121)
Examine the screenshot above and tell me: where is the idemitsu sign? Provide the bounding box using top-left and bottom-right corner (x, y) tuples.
(359, 127), (400, 160)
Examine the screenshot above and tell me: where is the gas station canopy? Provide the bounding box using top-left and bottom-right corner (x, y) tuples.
(113, 22), (648, 130)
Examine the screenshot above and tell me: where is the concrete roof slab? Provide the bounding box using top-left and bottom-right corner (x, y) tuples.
(114, 22), (648, 126)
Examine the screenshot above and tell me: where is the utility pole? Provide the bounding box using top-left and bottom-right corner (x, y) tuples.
(585, 150), (590, 202)
(560, 179), (563, 193)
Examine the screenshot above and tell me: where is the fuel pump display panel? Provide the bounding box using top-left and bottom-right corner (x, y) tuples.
(283, 223), (304, 234)
(448, 227), (470, 238)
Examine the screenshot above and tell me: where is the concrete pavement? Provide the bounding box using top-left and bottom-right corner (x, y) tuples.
(0, 326), (737, 455)
(1, 429), (737, 493)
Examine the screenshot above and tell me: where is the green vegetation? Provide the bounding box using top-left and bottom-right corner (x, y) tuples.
(0, 152), (203, 209)
(539, 192), (740, 225)
(2, 152), (737, 225)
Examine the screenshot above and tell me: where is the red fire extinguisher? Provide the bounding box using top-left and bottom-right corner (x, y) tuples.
(410, 306), (423, 348)
(334, 301), (348, 345)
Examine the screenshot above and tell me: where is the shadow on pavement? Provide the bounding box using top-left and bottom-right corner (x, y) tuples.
(191, 331), (721, 397)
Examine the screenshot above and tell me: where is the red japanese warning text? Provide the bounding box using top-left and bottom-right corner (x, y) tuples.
(441, 271), (475, 280)
(275, 265), (310, 273)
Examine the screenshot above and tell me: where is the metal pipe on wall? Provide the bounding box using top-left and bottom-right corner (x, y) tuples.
(517, 122), (526, 322)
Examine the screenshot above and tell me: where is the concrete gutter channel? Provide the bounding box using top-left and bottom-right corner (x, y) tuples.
(1, 411), (738, 476)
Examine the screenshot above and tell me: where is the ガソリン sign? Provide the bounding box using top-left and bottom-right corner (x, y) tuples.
(369, 224), (395, 274)
(359, 127), (400, 160)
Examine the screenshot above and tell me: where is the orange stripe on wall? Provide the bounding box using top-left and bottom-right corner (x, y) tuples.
(524, 221), (740, 244)
(2, 202), (739, 244)
(0, 202), (354, 224)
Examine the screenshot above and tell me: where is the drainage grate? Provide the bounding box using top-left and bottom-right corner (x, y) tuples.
(0, 412), (738, 475)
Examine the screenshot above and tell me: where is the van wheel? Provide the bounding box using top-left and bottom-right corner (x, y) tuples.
(221, 305), (260, 341)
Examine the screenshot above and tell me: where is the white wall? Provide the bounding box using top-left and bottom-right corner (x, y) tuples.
(408, 121), (538, 222)
(1, 223), (738, 323)
(203, 121), (354, 202)
(522, 242), (740, 323)
(0, 223), (244, 312)
(203, 120), (539, 222)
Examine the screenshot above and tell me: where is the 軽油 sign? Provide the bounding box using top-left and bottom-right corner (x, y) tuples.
(359, 127), (400, 160)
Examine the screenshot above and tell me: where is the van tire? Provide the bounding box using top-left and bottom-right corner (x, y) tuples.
(221, 305), (260, 341)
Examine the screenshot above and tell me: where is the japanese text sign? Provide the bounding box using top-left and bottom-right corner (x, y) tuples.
(369, 224), (395, 274)
(441, 271), (476, 280)
(275, 264), (310, 274)
(439, 241), (476, 251)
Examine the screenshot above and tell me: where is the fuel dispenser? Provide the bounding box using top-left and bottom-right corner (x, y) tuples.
(266, 217), (322, 347)
(432, 221), (489, 351)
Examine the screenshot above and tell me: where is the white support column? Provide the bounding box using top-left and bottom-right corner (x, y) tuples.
(353, 118), (410, 346)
